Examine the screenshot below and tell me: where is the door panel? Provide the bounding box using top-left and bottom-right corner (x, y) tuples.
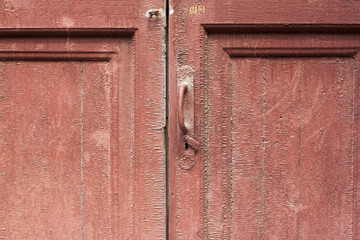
(0, 35), (137, 239)
(1, 61), (83, 239)
(0, 0), (166, 238)
(231, 58), (265, 239)
(169, 0), (360, 237)
(231, 57), (355, 238)
(299, 58), (354, 238)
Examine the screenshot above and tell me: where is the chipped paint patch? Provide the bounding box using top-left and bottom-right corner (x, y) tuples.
(169, 5), (174, 15)
(3, 0), (19, 16)
(60, 17), (75, 27)
(3, 0), (30, 10)
(90, 130), (110, 148)
(145, 8), (164, 18)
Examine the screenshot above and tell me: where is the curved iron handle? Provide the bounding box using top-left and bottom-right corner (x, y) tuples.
(178, 83), (188, 134)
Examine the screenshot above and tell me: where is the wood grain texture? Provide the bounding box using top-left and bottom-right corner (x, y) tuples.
(355, 54), (360, 240)
(300, 58), (354, 239)
(0, 1), (138, 28)
(203, 37), (233, 240)
(203, 43), (357, 239)
(0, 0), (166, 236)
(132, 12), (166, 239)
(169, 1), (360, 235)
(82, 61), (112, 239)
(201, 0), (360, 24)
(231, 58), (264, 239)
(0, 62), (83, 239)
(263, 59), (301, 239)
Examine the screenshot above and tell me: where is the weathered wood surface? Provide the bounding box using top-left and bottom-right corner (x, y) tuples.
(169, 1), (360, 239)
(0, 1), (166, 239)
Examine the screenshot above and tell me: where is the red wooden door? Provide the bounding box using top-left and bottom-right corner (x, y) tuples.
(0, 1), (166, 239)
(2, 0), (360, 239)
(169, 1), (360, 239)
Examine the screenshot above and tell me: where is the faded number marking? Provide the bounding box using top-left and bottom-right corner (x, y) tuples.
(189, 5), (205, 15)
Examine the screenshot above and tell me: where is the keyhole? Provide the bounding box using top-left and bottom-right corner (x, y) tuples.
(185, 142), (189, 151)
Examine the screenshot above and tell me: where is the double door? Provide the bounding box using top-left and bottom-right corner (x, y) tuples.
(1, 0), (360, 239)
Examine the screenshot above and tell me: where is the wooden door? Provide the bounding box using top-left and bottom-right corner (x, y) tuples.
(0, 1), (166, 239)
(169, 1), (360, 239)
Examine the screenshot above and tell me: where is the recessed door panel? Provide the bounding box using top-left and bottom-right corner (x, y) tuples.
(169, 12), (360, 237)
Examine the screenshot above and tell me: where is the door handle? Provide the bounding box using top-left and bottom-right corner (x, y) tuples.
(178, 83), (188, 135)
(178, 82), (199, 151)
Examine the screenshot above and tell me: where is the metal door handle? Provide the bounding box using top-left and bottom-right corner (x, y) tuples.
(178, 83), (188, 134)
(177, 67), (199, 170)
(178, 82), (199, 151)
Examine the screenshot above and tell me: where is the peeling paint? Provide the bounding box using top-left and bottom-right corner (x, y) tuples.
(60, 16), (75, 28)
